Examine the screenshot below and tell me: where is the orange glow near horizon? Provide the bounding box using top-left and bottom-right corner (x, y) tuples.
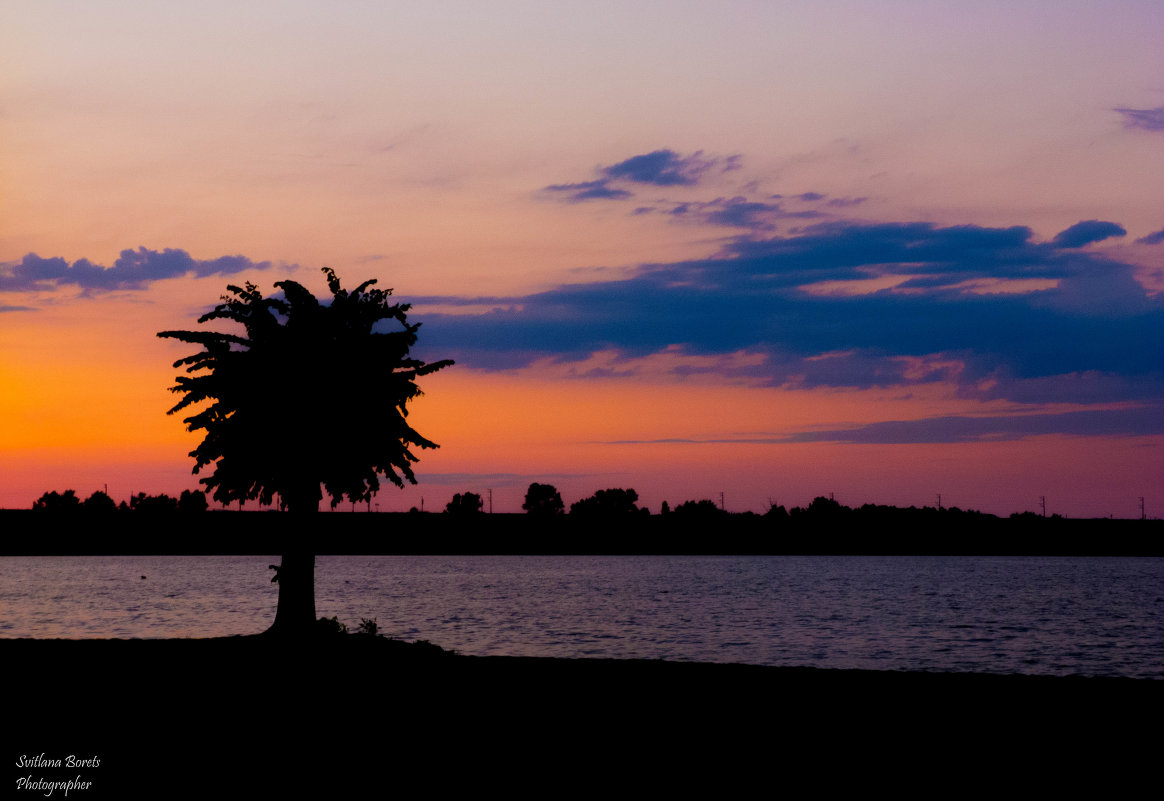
(1, 290), (1159, 519)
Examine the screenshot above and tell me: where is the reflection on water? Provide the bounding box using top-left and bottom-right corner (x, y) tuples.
(1, 554), (1161, 678)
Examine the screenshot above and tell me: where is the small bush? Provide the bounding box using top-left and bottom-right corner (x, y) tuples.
(315, 616), (348, 636)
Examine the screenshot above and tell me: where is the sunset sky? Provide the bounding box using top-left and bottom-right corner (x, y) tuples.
(2, 1), (1161, 517)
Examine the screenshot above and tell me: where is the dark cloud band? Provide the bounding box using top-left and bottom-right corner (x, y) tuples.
(416, 219), (1163, 409)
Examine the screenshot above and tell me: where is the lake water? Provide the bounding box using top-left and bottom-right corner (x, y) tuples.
(1, 554), (1161, 678)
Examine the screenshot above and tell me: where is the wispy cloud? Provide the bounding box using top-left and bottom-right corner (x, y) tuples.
(601, 149), (719, 186)
(600, 405), (1164, 445)
(1135, 227), (1164, 246)
(543, 148), (736, 202)
(0, 248), (272, 294)
(541, 180), (633, 202)
(415, 472), (599, 487)
(667, 196), (820, 230)
(778, 406), (1164, 443)
(1114, 106), (1164, 131)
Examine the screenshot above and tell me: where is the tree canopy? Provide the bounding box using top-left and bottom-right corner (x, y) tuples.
(523, 483), (564, 516)
(445, 491), (484, 515)
(569, 488), (645, 517)
(158, 267), (453, 513)
(32, 490), (81, 512)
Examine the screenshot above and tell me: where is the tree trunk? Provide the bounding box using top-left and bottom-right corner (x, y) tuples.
(266, 497), (318, 637)
(268, 548), (316, 636)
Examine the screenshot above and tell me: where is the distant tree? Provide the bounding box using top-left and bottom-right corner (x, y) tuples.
(660, 500), (671, 515)
(569, 488), (645, 517)
(522, 483), (564, 516)
(158, 267), (453, 636)
(178, 489), (209, 514)
(129, 493), (180, 514)
(673, 499), (727, 519)
(806, 496), (848, 517)
(32, 490), (81, 512)
(445, 492), (484, 515)
(83, 490), (117, 514)
(764, 503), (788, 521)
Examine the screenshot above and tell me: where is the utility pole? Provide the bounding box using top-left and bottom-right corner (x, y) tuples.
(1140, 497), (1146, 521)
(1040, 496), (1046, 517)
(719, 491), (725, 512)
(488, 488), (493, 514)
(937, 493), (942, 511)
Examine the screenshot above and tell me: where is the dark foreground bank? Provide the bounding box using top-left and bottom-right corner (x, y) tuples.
(4, 508), (1162, 556)
(4, 636), (1160, 796)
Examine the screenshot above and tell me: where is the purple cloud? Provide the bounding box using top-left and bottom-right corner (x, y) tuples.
(416, 218), (1164, 412)
(667, 196), (820, 230)
(1051, 220), (1126, 248)
(1135, 227), (1164, 246)
(601, 149), (718, 186)
(0, 248), (272, 293)
(543, 148), (735, 202)
(1114, 106), (1164, 131)
(542, 180), (633, 202)
(603, 405), (1164, 445)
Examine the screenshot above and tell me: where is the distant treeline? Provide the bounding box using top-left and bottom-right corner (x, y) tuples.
(5, 484), (1160, 557)
(450, 485), (1012, 520)
(31, 489), (210, 514)
(28, 483), (1043, 522)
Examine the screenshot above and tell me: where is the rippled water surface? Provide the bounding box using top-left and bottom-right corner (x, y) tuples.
(1, 555), (1161, 678)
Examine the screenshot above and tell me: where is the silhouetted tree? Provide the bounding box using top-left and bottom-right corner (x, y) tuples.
(159, 267), (452, 636)
(178, 489), (209, 514)
(522, 483), (564, 516)
(129, 492), (180, 513)
(764, 503), (788, 521)
(445, 492), (483, 515)
(660, 500), (671, 515)
(83, 490), (117, 514)
(673, 499), (727, 520)
(806, 496), (848, 517)
(32, 490), (80, 512)
(569, 488), (645, 517)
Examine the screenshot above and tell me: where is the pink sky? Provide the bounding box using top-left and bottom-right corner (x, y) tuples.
(2, 2), (1161, 517)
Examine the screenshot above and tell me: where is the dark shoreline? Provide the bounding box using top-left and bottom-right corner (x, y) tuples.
(6, 636), (1160, 795)
(4, 509), (1162, 556)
